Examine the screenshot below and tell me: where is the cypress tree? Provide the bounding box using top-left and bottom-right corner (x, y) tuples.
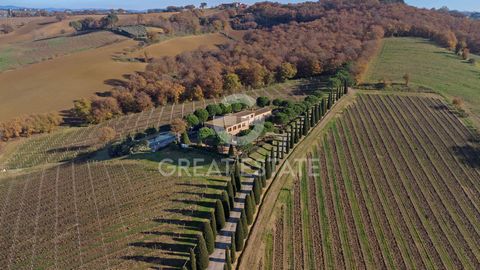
(253, 177), (261, 204)
(249, 190), (257, 213)
(230, 173), (237, 194)
(189, 248), (197, 270)
(182, 132), (191, 145)
(228, 144), (235, 157)
(344, 79), (349, 94)
(294, 122), (299, 143)
(230, 234), (236, 263)
(275, 141), (283, 165)
(316, 104), (320, 122)
(225, 247), (232, 270)
(327, 92), (332, 109)
(245, 193), (254, 225)
(285, 131), (290, 153)
(270, 146), (275, 171)
(215, 199), (226, 230)
(280, 139), (285, 159)
(234, 161), (242, 192)
(261, 171), (267, 187)
(265, 155), (272, 179)
(210, 211), (217, 238)
(240, 208), (248, 236)
(221, 191), (231, 218)
(195, 234), (209, 270)
(226, 180), (235, 206)
(202, 220), (215, 254)
(303, 114), (309, 136)
(311, 106), (316, 126)
(235, 219), (245, 251)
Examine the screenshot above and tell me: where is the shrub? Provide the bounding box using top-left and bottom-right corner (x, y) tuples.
(134, 132), (146, 140)
(185, 114), (200, 127)
(256, 96), (270, 107)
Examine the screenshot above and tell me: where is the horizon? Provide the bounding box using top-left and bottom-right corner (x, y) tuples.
(1, 0), (480, 12)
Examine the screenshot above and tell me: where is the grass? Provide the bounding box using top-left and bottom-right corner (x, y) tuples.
(363, 37), (480, 116)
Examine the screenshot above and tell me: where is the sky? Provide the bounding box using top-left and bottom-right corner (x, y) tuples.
(1, 0), (479, 12)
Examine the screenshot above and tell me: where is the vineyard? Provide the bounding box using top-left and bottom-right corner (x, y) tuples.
(0, 149), (227, 269)
(264, 94), (480, 269)
(1, 78), (322, 169)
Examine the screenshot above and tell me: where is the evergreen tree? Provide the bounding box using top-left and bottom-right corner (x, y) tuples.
(189, 248), (197, 270)
(270, 146), (275, 170)
(235, 215), (245, 250)
(303, 114), (309, 136)
(202, 221), (215, 254)
(245, 193), (254, 225)
(210, 211), (217, 238)
(275, 141), (281, 164)
(215, 199), (226, 230)
(228, 145), (235, 157)
(225, 247), (232, 270)
(195, 234), (209, 270)
(261, 172), (267, 187)
(227, 180), (235, 204)
(240, 208), (248, 235)
(344, 79), (349, 94)
(280, 139), (285, 159)
(182, 132), (191, 145)
(249, 190), (257, 213)
(221, 191), (231, 218)
(230, 173), (237, 194)
(294, 122), (299, 143)
(253, 177), (261, 204)
(265, 155), (272, 179)
(230, 234), (236, 263)
(327, 92), (332, 109)
(234, 161), (242, 191)
(311, 106), (316, 126)
(285, 131), (290, 153)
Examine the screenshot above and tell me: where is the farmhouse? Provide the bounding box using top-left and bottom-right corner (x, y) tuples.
(205, 107), (272, 135)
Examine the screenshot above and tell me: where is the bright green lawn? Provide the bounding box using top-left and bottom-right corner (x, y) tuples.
(364, 37), (480, 116)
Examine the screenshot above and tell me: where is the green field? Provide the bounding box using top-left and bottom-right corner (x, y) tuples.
(363, 37), (480, 116)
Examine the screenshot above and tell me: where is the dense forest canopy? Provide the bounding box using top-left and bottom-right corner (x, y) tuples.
(71, 0), (480, 124)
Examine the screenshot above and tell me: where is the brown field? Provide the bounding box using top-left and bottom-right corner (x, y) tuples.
(130, 32), (230, 58)
(0, 33), (233, 122)
(0, 38), (143, 121)
(249, 93), (480, 269)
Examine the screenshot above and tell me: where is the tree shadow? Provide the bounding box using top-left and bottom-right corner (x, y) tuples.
(173, 199), (217, 209)
(122, 255), (184, 269)
(177, 191), (221, 201)
(451, 143), (480, 169)
(104, 78), (128, 88)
